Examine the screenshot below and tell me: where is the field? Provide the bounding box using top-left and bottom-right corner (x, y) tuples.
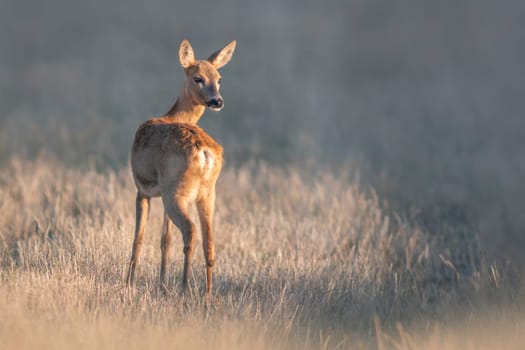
(0, 156), (522, 349)
(1, 0), (525, 349)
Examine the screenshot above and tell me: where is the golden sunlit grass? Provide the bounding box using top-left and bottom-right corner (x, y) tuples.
(1, 1), (524, 347)
(0, 155), (522, 349)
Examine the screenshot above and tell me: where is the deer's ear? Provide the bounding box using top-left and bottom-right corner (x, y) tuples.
(207, 40), (236, 69)
(179, 40), (195, 68)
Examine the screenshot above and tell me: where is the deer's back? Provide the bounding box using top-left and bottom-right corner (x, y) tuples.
(131, 119), (223, 197)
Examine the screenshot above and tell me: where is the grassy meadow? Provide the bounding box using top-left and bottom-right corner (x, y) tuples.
(0, 155), (522, 349)
(1, 0), (525, 349)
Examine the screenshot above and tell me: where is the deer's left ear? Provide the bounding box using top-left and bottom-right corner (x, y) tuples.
(207, 40), (236, 69)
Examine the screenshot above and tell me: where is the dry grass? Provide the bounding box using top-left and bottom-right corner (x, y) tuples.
(0, 155), (521, 349)
(1, 1), (524, 348)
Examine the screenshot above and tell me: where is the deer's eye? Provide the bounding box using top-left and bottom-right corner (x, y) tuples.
(193, 76), (204, 84)
(218, 78), (222, 85)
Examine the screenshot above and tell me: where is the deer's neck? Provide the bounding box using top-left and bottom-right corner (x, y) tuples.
(164, 90), (205, 124)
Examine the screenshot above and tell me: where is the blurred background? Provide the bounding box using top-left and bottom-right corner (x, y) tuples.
(1, 0), (524, 265)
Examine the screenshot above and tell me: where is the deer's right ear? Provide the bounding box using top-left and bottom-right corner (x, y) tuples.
(179, 40), (195, 68)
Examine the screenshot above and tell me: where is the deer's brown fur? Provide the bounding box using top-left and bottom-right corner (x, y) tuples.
(126, 39), (236, 295)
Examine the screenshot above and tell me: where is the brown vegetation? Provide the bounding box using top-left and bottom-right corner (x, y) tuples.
(1, 0), (524, 348)
(0, 156), (522, 349)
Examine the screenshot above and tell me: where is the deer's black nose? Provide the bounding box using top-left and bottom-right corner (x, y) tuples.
(207, 97), (224, 109)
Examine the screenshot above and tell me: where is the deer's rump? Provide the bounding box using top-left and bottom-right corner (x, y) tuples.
(131, 121), (223, 197)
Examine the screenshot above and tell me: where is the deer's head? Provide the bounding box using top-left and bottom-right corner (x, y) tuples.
(179, 39), (236, 111)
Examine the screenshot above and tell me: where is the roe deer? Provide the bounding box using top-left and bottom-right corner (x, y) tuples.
(126, 39), (236, 295)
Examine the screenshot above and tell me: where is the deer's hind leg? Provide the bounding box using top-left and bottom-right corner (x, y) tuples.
(160, 211), (173, 292)
(197, 187), (216, 296)
(126, 192), (150, 287)
(161, 190), (196, 292)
